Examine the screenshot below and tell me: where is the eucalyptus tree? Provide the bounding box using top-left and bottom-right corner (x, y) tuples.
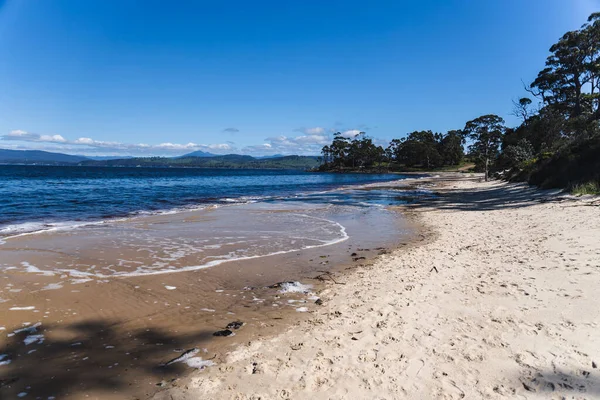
(528, 13), (600, 137)
(512, 97), (534, 126)
(439, 130), (465, 166)
(463, 115), (506, 181)
(395, 130), (442, 168)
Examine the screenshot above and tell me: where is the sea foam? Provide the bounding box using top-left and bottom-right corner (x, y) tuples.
(278, 281), (313, 294)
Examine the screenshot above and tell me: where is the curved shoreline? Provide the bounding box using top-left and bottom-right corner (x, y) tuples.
(154, 173), (600, 399)
(0, 180), (418, 400)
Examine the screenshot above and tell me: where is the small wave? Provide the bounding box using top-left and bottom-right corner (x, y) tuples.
(0, 196), (269, 241)
(0, 219), (126, 241)
(278, 281), (313, 294)
(220, 196), (265, 203)
(15, 214), (349, 279)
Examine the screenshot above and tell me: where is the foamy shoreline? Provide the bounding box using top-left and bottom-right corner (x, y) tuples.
(0, 175), (417, 399)
(155, 174), (600, 399)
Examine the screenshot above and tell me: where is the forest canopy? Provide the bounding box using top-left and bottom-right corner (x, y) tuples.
(319, 12), (600, 192)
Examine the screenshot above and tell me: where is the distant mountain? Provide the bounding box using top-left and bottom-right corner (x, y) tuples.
(255, 154), (285, 159)
(80, 154), (321, 170)
(0, 148), (321, 170)
(180, 150), (216, 158)
(0, 149), (89, 164)
(84, 155), (135, 161)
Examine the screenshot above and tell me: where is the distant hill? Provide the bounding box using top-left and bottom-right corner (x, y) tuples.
(0, 149), (89, 164)
(80, 154), (321, 169)
(255, 154), (284, 159)
(0, 148), (321, 170)
(180, 150), (216, 158)
(84, 155), (135, 160)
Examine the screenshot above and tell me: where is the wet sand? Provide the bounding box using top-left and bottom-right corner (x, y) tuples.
(0, 183), (424, 399)
(155, 174), (600, 400)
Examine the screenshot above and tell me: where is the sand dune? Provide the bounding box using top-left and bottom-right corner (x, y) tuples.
(156, 175), (600, 399)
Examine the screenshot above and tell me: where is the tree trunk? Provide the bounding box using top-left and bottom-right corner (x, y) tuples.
(485, 157), (489, 181)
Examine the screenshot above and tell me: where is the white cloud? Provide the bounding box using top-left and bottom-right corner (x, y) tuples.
(241, 133), (331, 156)
(39, 134), (67, 143)
(2, 124), (374, 157)
(8, 129), (28, 137)
(2, 130), (235, 156)
(4, 129), (40, 141)
(294, 126), (326, 135)
(294, 134), (329, 144)
(207, 143), (233, 150)
(74, 137), (95, 145)
(340, 129), (362, 138)
(4, 130), (67, 143)
(243, 125), (371, 155)
(155, 142), (200, 150)
(304, 127), (325, 135)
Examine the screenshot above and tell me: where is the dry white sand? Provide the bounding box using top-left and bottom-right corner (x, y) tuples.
(156, 175), (600, 399)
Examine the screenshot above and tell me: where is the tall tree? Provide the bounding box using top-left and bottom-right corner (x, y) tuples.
(329, 132), (351, 168)
(511, 97), (534, 125)
(580, 13), (600, 121)
(530, 29), (591, 119)
(439, 130), (465, 166)
(463, 115), (506, 181)
(395, 130), (442, 168)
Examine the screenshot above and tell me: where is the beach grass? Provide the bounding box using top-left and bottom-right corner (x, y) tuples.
(571, 181), (600, 195)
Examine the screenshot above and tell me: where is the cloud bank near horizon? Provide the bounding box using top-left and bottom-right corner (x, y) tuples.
(1, 126), (370, 157)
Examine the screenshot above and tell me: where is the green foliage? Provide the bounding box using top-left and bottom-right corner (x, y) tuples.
(500, 138), (534, 168)
(324, 12), (600, 185)
(320, 130), (464, 172)
(320, 132), (385, 170)
(462, 115), (506, 181)
(528, 135), (600, 189)
(528, 13), (600, 137)
(439, 130), (465, 166)
(81, 155), (321, 170)
(394, 131), (442, 168)
(498, 12), (600, 188)
(571, 181), (600, 195)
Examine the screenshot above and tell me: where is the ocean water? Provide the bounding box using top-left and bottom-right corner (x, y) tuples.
(0, 165), (414, 237)
(0, 165), (428, 278)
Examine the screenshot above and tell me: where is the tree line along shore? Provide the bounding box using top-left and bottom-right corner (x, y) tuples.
(318, 12), (600, 195)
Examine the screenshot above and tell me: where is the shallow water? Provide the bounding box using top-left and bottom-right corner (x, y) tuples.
(0, 165), (415, 237)
(0, 166), (429, 280)
(0, 173), (431, 400)
(0, 203), (349, 277)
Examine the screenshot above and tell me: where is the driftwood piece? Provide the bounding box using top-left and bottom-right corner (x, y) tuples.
(311, 271), (346, 285)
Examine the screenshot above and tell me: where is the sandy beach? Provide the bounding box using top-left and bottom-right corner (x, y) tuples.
(155, 174), (600, 399)
(0, 178), (416, 399)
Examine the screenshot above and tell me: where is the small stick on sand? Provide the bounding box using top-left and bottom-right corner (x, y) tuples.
(312, 271), (346, 285)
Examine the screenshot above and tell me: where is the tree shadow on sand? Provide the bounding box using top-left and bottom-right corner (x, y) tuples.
(410, 176), (577, 211)
(509, 367), (600, 397)
(0, 319), (215, 399)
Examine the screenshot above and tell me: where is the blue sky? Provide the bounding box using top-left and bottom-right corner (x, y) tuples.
(0, 0), (598, 156)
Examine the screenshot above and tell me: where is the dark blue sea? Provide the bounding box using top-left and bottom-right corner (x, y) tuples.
(0, 165), (415, 237)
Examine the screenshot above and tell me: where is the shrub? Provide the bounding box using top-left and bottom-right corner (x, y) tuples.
(570, 181), (600, 195)
(528, 136), (600, 189)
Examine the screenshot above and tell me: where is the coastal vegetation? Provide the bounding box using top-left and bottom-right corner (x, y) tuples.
(319, 12), (600, 191)
(0, 150), (321, 170)
(79, 154), (321, 170)
(319, 130), (467, 173)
